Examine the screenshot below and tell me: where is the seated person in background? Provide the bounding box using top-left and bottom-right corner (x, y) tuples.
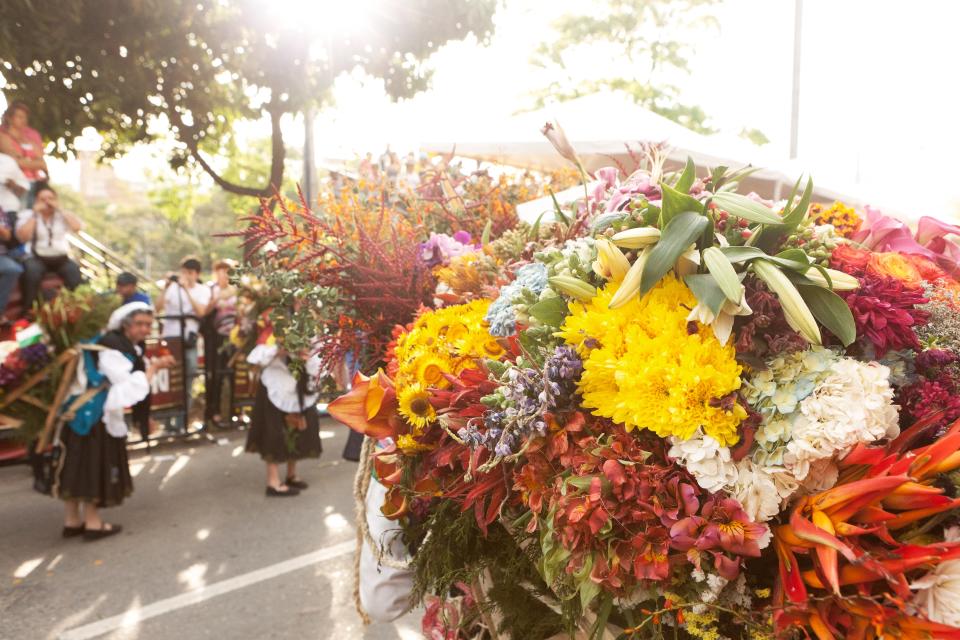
(0, 101), (48, 206)
(15, 184), (84, 309)
(116, 272), (151, 305)
(0, 153), (28, 316)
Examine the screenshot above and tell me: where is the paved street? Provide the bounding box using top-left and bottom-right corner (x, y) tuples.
(0, 420), (422, 640)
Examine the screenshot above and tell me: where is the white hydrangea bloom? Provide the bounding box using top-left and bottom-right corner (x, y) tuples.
(730, 460), (792, 526)
(912, 560), (960, 627)
(668, 433), (738, 493)
(785, 359), (899, 480)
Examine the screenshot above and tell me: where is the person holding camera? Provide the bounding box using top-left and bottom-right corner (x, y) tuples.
(155, 257), (211, 420)
(15, 184), (84, 309)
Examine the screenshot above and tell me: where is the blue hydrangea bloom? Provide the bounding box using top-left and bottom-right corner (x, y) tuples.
(484, 262), (549, 336)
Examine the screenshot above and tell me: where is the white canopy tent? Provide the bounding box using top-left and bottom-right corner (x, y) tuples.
(421, 93), (911, 221)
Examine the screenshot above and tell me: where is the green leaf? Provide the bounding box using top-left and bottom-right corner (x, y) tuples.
(684, 273), (727, 316)
(590, 211), (628, 233)
(641, 211), (709, 294)
(528, 296), (569, 327)
(775, 248), (811, 265)
(659, 182), (704, 226)
(480, 219), (492, 246)
(579, 577), (601, 614)
(549, 188), (571, 225)
(797, 284), (857, 347)
(753, 176), (814, 252)
(720, 245), (767, 264)
(529, 211), (546, 241)
(566, 475), (598, 491)
(782, 176), (814, 227)
(765, 256), (813, 272)
(702, 247), (744, 303)
(712, 192), (783, 225)
(590, 594), (614, 640)
(710, 165), (728, 188)
(675, 156), (696, 194)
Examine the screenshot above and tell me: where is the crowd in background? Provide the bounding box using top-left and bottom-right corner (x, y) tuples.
(0, 101), (85, 324)
(357, 147), (424, 189)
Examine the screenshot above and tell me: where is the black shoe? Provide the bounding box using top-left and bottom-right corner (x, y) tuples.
(285, 477), (309, 490)
(62, 524), (85, 538)
(84, 524), (123, 541)
(266, 485), (300, 497)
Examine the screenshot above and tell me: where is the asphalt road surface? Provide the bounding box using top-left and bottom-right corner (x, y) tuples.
(0, 419), (423, 640)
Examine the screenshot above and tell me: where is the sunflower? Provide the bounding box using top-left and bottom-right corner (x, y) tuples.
(398, 383), (436, 432)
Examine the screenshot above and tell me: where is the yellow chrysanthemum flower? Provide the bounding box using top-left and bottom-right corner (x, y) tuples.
(397, 383), (436, 432)
(558, 277), (744, 446)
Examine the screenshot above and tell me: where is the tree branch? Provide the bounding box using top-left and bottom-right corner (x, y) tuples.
(166, 93), (286, 198)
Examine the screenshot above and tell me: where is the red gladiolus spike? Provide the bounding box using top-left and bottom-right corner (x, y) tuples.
(889, 408), (948, 453)
(888, 454), (920, 477)
(910, 432), (960, 479)
(790, 510), (856, 562)
(811, 475), (910, 513)
(933, 450), (960, 475)
(841, 443), (887, 467)
(886, 497), (960, 530)
(882, 492), (951, 512)
(808, 611), (836, 640)
(775, 538), (808, 603)
(833, 521), (879, 537)
(850, 506), (896, 523)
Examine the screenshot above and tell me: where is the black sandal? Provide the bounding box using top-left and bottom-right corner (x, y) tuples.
(266, 485), (300, 497)
(62, 524), (85, 538)
(84, 523), (123, 541)
(285, 476), (309, 490)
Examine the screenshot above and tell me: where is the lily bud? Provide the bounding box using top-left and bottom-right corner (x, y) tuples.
(753, 259), (821, 345)
(549, 276), (597, 302)
(608, 248), (650, 309)
(593, 238), (630, 281)
(611, 226), (661, 249)
(541, 120), (579, 166)
(803, 267), (860, 291)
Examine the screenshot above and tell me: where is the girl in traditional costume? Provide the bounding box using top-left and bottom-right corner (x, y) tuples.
(245, 327), (322, 496)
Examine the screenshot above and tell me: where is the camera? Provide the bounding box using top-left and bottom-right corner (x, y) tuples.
(168, 274), (179, 283)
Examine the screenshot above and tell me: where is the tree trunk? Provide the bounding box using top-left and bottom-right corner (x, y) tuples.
(171, 102), (286, 199)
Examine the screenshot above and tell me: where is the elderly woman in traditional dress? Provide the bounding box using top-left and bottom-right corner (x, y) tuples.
(245, 336), (322, 497)
(54, 302), (173, 540)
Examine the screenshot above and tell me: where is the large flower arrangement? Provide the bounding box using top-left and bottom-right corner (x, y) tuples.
(323, 133), (960, 640)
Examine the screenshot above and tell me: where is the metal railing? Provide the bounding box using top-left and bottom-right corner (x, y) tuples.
(68, 230), (150, 288)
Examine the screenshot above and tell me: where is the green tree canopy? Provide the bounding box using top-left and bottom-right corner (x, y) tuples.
(0, 0), (495, 197)
(532, 0), (718, 133)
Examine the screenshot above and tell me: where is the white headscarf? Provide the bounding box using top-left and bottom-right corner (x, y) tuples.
(107, 301), (154, 332)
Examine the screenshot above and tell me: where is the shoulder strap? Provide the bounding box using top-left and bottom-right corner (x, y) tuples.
(59, 382), (108, 422)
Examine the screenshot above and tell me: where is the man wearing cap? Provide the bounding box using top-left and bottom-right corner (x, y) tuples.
(115, 272), (151, 306)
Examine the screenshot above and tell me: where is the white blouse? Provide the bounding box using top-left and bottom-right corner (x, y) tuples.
(247, 344), (321, 413)
(68, 348), (151, 437)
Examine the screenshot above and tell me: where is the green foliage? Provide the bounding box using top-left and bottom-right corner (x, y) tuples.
(408, 501), (567, 640)
(531, 0), (720, 133)
(0, 0), (495, 196)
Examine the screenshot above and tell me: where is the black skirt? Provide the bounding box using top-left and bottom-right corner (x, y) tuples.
(53, 421), (132, 508)
(245, 382), (322, 463)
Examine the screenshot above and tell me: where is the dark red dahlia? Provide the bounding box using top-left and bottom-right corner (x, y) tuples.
(842, 274), (929, 357)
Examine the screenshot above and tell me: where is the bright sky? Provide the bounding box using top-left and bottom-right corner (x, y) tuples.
(9, 0), (960, 218)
